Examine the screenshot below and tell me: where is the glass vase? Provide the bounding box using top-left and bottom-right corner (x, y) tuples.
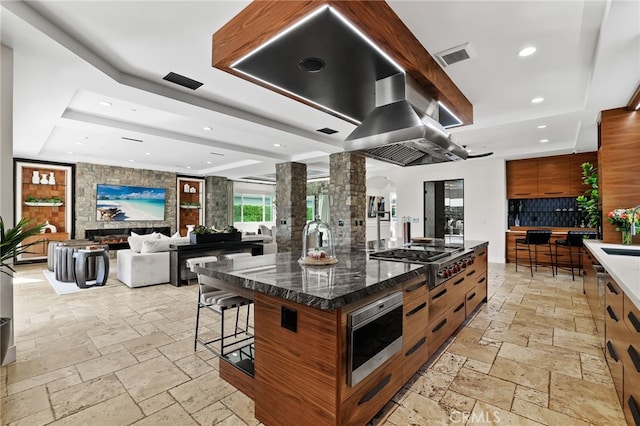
(621, 228), (632, 245)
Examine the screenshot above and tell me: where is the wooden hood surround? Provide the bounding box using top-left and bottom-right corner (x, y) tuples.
(211, 0), (473, 126)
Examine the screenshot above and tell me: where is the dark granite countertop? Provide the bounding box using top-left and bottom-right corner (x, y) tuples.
(193, 250), (424, 311)
(192, 241), (488, 311)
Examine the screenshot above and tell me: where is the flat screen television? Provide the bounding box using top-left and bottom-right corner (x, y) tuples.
(96, 184), (166, 221)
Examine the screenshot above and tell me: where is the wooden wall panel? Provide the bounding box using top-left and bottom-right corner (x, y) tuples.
(254, 293), (340, 426)
(599, 108), (640, 244)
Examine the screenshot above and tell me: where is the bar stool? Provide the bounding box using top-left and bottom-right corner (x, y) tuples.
(189, 253), (253, 356)
(515, 230), (554, 277)
(554, 231), (597, 280)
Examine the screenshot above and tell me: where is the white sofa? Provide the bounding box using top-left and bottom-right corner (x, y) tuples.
(117, 232), (187, 288)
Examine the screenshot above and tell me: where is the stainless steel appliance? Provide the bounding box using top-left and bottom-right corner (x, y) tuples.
(347, 291), (403, 386)
(369, 246), (475, 289)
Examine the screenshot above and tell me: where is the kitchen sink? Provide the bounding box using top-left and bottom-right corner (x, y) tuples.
(602, 247), (640, 257)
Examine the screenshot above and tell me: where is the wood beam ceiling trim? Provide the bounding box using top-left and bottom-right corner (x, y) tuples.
(212, 0), (473, 126)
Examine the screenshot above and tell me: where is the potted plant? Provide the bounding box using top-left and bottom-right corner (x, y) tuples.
(1, 216), (45, 365)
(189, 225), (241, 244)
(576, 162), (600, 235)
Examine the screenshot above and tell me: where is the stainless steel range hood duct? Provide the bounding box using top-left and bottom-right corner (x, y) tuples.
(344, 73), (468, 166)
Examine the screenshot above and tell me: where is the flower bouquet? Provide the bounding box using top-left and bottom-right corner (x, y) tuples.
(606, 208), (640, 245)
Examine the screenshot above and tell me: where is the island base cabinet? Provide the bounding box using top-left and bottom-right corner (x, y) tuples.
(428, 299), (466, 358)
(340, 358), (403, 426)
(623, 359), (640, 426)
(402, 331), (429, 383)
(254, 293), (340, 426)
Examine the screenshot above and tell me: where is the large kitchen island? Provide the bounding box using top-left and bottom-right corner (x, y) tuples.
(193, 240), (489, 426)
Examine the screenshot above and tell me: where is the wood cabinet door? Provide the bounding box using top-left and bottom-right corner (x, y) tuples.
(507, 159), (538, 198)
(537, 156), (571, 197)
(569, 152), (597, 197)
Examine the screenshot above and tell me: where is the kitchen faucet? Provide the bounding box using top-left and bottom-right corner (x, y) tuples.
(632, 204), (640, 236)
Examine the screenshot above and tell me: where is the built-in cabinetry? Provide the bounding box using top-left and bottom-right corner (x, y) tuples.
(599, 108), (640, 245)
(506, 152), (597, 199)
(505, 228), (594, 268)
(14, 160), (74, 262)
(242, 245), (489, 426)
(176, 176), (205, 236)
(583, 244), (640, 426)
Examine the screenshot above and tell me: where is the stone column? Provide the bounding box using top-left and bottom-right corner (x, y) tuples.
(330, 152), (367, 250)
(205, 176), (230, 229)
(276, 162), (307, 253)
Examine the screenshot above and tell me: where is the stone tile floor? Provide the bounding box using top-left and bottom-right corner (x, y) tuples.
(0, 262), (627, 425)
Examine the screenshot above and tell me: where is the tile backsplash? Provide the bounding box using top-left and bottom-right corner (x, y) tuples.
(508, 197), (587, 228)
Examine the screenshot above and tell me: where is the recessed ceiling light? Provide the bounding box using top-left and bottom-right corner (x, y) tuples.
(537, 124), (547, 129)
(98, 101), (112, 107)
(76, 142), (84, 146)
(531, 97), (544, 104)
(203, 126), (212, 131)
(145, 152), (152, 156)
(518, 46), (537, 57)
(540, 139), (549, 143)
(186, 166), (191, 169)
(273, 143), (282, 147)
(129, 159), (135, 162)
(206, 161), (212, 164)
(66, 151), (73, 154)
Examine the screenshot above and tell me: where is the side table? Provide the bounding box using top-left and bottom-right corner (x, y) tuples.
(73, 249), (109, 288)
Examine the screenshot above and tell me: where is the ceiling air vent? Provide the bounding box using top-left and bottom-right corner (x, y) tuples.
(163, 72), (203, 90)
(435, 42), (474, 68)
(317, 127), (338, 135)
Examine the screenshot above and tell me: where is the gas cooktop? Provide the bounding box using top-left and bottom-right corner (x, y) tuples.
(368, 248), (455, 263)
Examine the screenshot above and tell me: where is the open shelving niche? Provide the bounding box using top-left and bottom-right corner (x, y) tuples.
(177, 176), (205, 236)
(14, 159), (74, 262)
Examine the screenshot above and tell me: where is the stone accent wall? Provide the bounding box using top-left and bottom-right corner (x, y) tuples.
(74, 163), (176, 239)
(330, 152), (367, 250)
(276, 162), (307, 253)
(205, 176), (229, 229)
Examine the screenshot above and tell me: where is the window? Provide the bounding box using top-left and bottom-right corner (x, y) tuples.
(307, 195), (315, 221)
(234, 193), (273, 223)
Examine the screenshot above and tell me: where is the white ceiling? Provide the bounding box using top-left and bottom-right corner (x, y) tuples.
(1, 0), (638, 181)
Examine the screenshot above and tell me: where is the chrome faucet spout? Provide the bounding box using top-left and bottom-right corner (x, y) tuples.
(632, 204), (640, 236)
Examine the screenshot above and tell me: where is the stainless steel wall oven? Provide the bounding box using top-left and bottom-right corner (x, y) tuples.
(347, 291), (403, 386)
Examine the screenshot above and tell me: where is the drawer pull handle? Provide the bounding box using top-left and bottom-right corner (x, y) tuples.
(606, 282), (619, 295)
(358, 374), (391, 405)
(466, 270), (476, 277)
(628, 311), (640, 333)
(606, 306), (619, 322)
(454, 303), (465, 313)
(432, 288), (447, 300)
(467, 292), (477, 301)
(606, 341), (619, 362)
(514, 193), (532, 195)
(405, 337), (427, 356)
(628, 345), (640, 373)
(478, 277), (486, 284)
(432, 318), (447, 333)
(544, 191), (563, 194)
(405, 282), (426, 293)
(629, 395), (640, 426)
(454, 278), (465, 286)
(406, 302), (427, 318)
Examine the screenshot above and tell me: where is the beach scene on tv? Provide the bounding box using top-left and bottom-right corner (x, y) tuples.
(96, 184), (166, 221)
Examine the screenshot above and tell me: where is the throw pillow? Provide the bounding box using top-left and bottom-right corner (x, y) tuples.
(140, 237), (189, 253)
(128, 232), (161, 253)
(140, 238), (172, 253)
